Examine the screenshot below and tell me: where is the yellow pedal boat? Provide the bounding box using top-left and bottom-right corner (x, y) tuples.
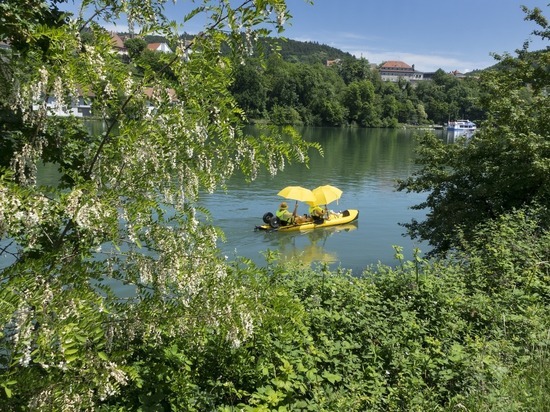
(255, 209), (359, 232)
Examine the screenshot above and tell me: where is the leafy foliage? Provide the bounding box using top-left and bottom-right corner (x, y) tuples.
(99, 209), (549, 410)
(398, 6), (550, 255)
(0, 0), (320, 409)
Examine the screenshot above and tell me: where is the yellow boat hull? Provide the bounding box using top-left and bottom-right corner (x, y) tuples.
(256, 209), (359, 232)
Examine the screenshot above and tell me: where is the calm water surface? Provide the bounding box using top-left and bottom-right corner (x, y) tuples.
(4, 126), (451, 274)
(201, 127), (448, 273)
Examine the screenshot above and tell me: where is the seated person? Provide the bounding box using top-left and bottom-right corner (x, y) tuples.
(276, 202), (307, 225)
(308, 204), (325, 222)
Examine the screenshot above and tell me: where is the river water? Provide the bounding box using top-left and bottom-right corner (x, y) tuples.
(3, 126), (452, 274)
(201, 127), (449, 273)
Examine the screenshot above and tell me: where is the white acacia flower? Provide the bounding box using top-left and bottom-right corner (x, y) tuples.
(277, 10), (287, 26)
(108, 361), (128, 386)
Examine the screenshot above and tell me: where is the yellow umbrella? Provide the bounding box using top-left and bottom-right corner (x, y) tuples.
(278, 186), (316, 217)
(277, 186), (316, 203)
(312, 185), (343, 206)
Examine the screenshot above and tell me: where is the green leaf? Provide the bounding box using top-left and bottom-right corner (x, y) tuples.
(3, 386), (12, 398)
(321, 371), (342, 384)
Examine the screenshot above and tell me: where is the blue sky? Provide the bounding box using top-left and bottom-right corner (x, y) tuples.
(62, 0), (549, 73)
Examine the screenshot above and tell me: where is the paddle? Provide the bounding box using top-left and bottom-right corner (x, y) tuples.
(292, 200), (299, 217)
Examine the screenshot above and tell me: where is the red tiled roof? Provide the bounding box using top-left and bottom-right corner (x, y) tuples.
(380, 60), (412, 69)
(147, 43), (161, 51)
(143, 87), (177, 101)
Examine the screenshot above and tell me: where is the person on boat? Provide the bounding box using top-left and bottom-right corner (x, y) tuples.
(276, 202), (295, 225)
(308, 204), (325, 222)
(276, 202), (306, 225)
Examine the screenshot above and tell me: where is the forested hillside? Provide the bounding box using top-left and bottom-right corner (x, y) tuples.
(230, 56), (484, 127)
(227, 35), (483, 127)
(264, 37), (355, 64)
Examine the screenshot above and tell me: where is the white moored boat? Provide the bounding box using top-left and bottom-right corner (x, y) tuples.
(447, 120), (476, 131)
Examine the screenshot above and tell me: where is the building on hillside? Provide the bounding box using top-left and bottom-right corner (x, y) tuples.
(326, 59), (341, 67)
(379, 60), (423, 82)
(147, 42), (173, 53)
(423, 70), (470, 81)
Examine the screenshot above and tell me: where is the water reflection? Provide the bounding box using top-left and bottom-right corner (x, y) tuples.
(444, 129), (475, 143)
(264, 223), (358, 266)
(3, 125), (441, 274)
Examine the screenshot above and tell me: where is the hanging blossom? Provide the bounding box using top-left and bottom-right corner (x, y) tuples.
(0, 187), (19, 236)
(294, 146), (305, 163)
(3, 301), (35, 369)
(276, 8), (288, 26)
(51, 76), (65, 113)
(31, 66), (49, 104)
(123, 71), (134, 97)
(194, 124), (208, 142)
(64, 188), (114, 233)
(11, 142), (42, 185)
(224, 304), (255, 349)
(5, 303), (33, 347)
(84, 47), (106, 81)
(17, 65), (50, 124)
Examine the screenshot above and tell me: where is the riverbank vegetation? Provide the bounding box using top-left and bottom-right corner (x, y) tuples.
(0, 1), (549, 410)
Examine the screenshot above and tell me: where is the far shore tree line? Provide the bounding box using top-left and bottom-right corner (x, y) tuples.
(119, 33), (484, 127)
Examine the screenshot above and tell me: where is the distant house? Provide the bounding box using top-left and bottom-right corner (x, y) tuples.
(326, 59), (341, 67)
(35, 85), (180, 118)
(449, 70), (467, 79)
(379, 60), (423, 82)
(147, 42), (173, 53)
(110, 32), (128, 55)
(34, 89), (94, 118)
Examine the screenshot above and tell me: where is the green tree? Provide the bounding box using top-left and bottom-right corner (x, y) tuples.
(230, 59), (267, 119)
(335, 57), (374, 84)
(265, 57), (300, 110)
(0, 0), (319, 409)
(341, 79), (379, 126)
(124, 37), (147, 59)
(415, 69), (482, 124)
(397, 6), (550, 255)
